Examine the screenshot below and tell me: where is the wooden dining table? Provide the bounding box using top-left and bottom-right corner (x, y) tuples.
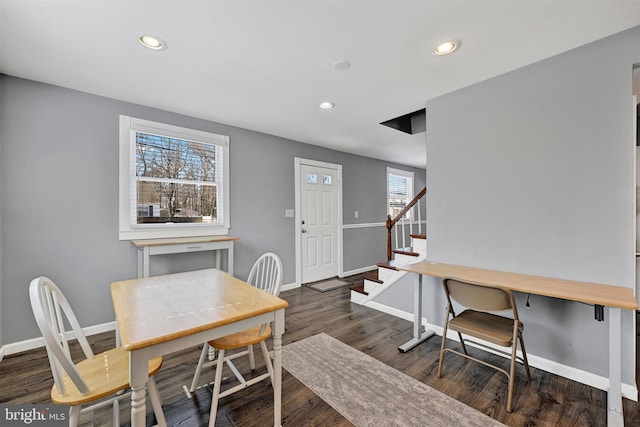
(110, 268), (289, 427)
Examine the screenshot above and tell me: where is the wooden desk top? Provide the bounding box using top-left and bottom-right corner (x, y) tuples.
(130, 235), (239, 248)
(398, 261), (638, 310)
(111, 269), (288, 351)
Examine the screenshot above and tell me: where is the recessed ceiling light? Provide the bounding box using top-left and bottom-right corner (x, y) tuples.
(433, 39), (460, 56)
(333, 60), (351, 71)
(139, 35), (166, 50)
(319, 102), (335, 109)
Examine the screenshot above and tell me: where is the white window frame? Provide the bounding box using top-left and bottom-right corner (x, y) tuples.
(119, 115), (230, 240)
(387, 167), (414, 220)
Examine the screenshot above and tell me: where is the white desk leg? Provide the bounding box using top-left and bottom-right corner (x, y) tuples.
(130, 350), (149, 427)
(398, 273), (435, 352)
(608, 307), (624, 426)
(272, 308), (284, 427)
(228, 242), (234, 275)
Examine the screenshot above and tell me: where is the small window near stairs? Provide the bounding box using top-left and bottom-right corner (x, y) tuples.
(387, 167), (414, 219)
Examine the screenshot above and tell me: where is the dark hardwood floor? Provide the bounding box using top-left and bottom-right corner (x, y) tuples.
(2, 282), (640, 426)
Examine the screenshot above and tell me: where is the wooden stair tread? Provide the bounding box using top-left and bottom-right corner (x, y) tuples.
(363, 271), (382, 284)
(393, 247), (419, 257)
(377, 260), (398, 270)
(350, 282), (368, 295)
(410, 234), (427, 240)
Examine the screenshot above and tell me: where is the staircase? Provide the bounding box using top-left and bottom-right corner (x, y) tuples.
(350, 234), (427, 304)
(350, 185), (428, 304)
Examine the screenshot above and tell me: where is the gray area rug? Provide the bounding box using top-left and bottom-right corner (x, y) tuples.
(306, 279), (352, 292)
(282, 333), (504, 427)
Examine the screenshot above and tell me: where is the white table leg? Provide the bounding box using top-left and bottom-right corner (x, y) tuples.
(143, 247), (150, 278)
(228, 242), (234, 275)
(137, 247), (143, 279)
(608, 307), (624, 426)
(137, 247), (150, 278)
(398, 273), (434, 352)
(130, 350), (149, 427)
(272, 308), (284, 427)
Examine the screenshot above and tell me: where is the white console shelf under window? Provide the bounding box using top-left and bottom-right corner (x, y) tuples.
(131, 235), (239, 278)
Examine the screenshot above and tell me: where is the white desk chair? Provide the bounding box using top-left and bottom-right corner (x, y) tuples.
(188, 252), (283, 426)
(29, 276), (167, 427)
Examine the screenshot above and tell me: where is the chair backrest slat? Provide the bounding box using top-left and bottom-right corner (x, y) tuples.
(247, 252), (283, 297)
(444, 278), (513, 312)
(29, 277), (94, 396)
(246, 253), (283, 336)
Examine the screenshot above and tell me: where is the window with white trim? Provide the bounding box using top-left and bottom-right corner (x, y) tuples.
(119, 116), (229, 240)
(387, 167), (414, 220)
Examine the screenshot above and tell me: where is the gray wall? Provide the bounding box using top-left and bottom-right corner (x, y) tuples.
(415, 26), (639, 381)
(0, 75), (425, 345)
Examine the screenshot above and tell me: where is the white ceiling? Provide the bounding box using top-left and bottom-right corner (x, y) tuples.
(1, 1), (639, 169)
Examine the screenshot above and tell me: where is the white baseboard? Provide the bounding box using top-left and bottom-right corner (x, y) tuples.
(366, 300), (416, 323)
(364, 300), (638, 401)
(0, 321), (117, 358)
(281, 281), (299, 292)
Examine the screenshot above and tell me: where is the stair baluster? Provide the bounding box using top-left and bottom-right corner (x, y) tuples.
(417, 201), (422, 235)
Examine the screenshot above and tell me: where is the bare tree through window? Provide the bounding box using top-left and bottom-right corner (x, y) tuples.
(135, 132), (219, 224)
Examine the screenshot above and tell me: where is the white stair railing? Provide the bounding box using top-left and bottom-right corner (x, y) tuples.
(396, 204), (422, 251)
(386, 187), (427, 261)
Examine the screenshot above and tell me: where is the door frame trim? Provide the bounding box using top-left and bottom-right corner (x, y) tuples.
(294, 157), (343, 286)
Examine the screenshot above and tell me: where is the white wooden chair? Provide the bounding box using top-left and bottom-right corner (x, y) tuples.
(29, 276), (167, 427)
(188, 252), (283, 426)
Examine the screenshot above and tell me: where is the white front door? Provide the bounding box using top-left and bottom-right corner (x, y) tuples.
(297, 160), (341, 284)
